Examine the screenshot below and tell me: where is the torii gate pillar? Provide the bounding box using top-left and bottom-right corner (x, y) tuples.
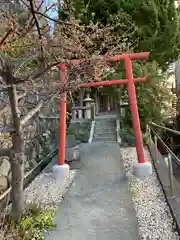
(53, 52), (152, 180)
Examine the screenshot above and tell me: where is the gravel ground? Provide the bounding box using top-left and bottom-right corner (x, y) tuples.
(121, 147), (180, 240)
(24, 169), (77, 209)
(23, 145), (179, 239)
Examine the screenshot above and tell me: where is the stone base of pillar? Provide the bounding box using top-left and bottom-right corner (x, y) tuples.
(133, 162), (152, 178)
(52, 164), (70, 181)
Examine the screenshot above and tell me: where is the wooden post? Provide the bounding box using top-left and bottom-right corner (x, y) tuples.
(124, 56), (145, 163)
(58, 64), (67, 165)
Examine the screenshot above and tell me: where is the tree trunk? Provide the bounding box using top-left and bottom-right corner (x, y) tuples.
(8, 85), (25, 222)
(10, 133), (25, 222)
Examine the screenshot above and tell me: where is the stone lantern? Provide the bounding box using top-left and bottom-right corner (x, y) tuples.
(120, 98), (129, 119)
(83, 93), (94, 119)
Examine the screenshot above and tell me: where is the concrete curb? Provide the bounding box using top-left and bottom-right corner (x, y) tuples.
(148, 143), (180, 234)
(88, 120), (95, 143)
(116, 119), (121, 144)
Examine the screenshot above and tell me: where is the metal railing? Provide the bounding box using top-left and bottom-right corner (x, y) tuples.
(149, 123), (180, 198)
(149, 121), (180, 136)
(149, 125), (180, 167)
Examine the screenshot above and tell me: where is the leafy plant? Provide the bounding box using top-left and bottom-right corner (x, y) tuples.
(116, 61), (172, 131)
(4, 204), (56, 240)
(68, 121), (91, 143)
(120, 122), (151, 146)
(73, 0), (180, 68)
(129, 182), (140, 199)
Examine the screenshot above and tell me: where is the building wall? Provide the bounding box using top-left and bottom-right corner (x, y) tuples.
(175, 0), (180, 7)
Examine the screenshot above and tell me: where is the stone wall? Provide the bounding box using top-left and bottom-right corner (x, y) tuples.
(0, 117), (91, 194)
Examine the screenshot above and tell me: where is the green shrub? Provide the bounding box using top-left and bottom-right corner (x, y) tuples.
(19, 207), (55, 240)
(120, 123), (151, 146)
(6, 204), (56, 240)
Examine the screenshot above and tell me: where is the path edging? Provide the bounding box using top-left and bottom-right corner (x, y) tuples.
(148, 142), (180, 234)
(88, 120), (95, 143)
(116, 119), (121, 144)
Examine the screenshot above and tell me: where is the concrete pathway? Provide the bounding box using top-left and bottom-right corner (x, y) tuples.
(45, 143), (140, 240)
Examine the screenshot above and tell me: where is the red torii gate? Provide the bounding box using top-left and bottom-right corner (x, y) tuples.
(54, 52), (152, 179)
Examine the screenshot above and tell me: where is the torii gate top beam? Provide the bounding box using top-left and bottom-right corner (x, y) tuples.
(60, 52), (149, 66)
(104, 52), (149, 62)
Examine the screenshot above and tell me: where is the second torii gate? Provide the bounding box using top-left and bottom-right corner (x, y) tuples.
(53, 52), (152, 179)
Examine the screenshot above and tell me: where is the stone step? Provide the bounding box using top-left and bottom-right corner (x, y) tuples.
(95, 120), (116, 125)
(94, 135), (116, 139)
(95, 120), (116, 124)
(95, 128), (116, 133)
(94, 132), (116, 138)
(95, 118), (116, 122)
(93, 139), (116, 143)
(94, 119), (117, 143)
(94, 138), (116, 142)
(93, 136), (117, 142)
(95, 126), (116, 130)
(95, 124), (116, 128)
(95, 125), (116, 129)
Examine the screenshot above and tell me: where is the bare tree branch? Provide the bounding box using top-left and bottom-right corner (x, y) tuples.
(20, 99), (43, 126)
(20, 0), (78, 26)
(34, 10), (76, 26)
(28, 0), (44, 61)
(0, 28), (13, 46)
(30, 62), (59, 79)
(17, 92), (27, 101)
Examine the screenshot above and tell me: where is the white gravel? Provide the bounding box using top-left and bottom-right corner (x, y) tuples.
(23, 146), (180, 239)
(24, 169), (76, 209)
(121, 147), (180, 240)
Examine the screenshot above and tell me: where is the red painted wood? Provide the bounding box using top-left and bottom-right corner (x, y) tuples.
(57, 52), (149, 165)
(104, 52), (149, 62)
(58, 64), (67, 165)
(66, 52), (149, 65)
(78, 78), (145, 88)
(124, 57), (145, 163)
